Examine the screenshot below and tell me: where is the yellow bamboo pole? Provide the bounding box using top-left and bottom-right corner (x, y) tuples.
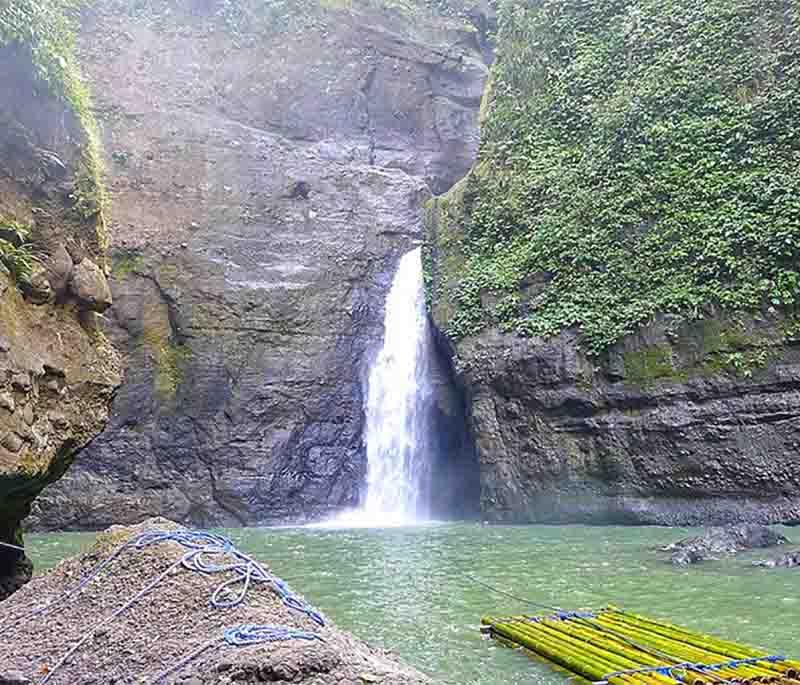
(505, 618), (681, 685)
(606, 611), (800, 679)
(533, 618), (703, 685)
(592, 614), (772, 683)
(484, 610), (800, 685)
(486, 618), (640, 685)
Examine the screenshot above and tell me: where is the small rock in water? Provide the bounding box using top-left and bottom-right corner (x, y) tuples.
(753, 550), (800, 568)
(662, 524), (789, 565)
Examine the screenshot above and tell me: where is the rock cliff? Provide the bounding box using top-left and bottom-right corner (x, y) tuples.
(425, 0), (800, 524)
(31, 0), (490, 529)
(0, 4), (122, 597)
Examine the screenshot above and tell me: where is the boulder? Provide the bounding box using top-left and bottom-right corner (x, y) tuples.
(661, 524), (789, 566)
(20, 263), (53, 304)
(44, 243), (74, 297)
(0, 519), (432, 684)
(69, 257), (112, 311)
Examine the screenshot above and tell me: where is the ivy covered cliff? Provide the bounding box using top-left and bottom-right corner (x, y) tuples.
(0, 0), (121, 596)
(425, 0), (800, 524)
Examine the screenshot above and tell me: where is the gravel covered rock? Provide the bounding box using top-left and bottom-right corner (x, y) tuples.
(0, 519), (432, 684)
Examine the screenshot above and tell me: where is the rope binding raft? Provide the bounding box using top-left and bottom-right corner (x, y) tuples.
(6, 529), (326, 685)
(482, 608), (800, 685)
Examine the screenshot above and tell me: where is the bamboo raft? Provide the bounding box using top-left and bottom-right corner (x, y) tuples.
(482, 608), (800, 685)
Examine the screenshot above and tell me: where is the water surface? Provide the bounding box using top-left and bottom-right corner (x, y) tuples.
(27, 524), (800, 684)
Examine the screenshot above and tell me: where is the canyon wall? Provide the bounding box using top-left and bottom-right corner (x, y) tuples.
(31, 0), (490, 529)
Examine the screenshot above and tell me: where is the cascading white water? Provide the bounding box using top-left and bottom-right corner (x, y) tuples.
(324, 247), (433, 527)
(360, 247), (432, 523)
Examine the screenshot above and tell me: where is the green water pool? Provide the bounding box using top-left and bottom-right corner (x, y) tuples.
(26, 523), (800, 684)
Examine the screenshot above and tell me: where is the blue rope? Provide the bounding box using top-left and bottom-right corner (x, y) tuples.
(5, 530), (325, 633)
(522, 611), (596, 624)
(151, 625), (324, 683)
(10, 529), (325, 685)
(133, 531), (325, 624)
(600, 655), (786, 682)
(223, 624), (323, 646)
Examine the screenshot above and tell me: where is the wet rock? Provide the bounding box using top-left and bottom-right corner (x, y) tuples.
(69, 258), (112, 312)
(0, 43), (122, 598)
(0, 670), (33, 685)
(420, 303), (800, 525)
(753, 550), (800, 568)
(662, 524), (789, 566)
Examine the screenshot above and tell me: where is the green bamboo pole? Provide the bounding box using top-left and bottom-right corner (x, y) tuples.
(487, 619), (639, 685)
(492, 617), (661, 685)
(592, 614), (771, 683)
(505, 619), (679, 685)
(605, 611), (800, 679)
(533, 618), (702, 685)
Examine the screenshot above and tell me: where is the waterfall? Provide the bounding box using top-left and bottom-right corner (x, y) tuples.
(324, 247), (433, 527)
(361, 247), (432, 523)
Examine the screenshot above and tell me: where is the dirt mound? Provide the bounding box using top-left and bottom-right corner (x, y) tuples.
(0, 518), (432, 684)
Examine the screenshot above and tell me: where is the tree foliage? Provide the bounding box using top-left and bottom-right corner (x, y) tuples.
(428, 0), (800, 353)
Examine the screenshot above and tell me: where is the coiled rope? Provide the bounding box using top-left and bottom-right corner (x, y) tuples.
(12, 530), (326, 685)
(151, 624), (324, 684)
(7, 530), (325, 631)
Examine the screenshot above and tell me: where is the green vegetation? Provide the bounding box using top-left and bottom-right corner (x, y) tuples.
(0, 0), (108, 242)
(111, 251), (146, 280)
(142, 328), (191, 400)
(622, 318), (775, 386)
(0, 219), (35, 285)
(427, 0), (800, 354)
(784, 313), (800, 343)
(623, 346), (676, 385)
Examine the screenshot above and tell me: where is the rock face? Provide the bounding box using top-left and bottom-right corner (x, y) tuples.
(431, 312), (800, 525)
(660, 524), (789, 566)
(0, 42), (122, 597)
(0, 518), (432, 684)
(31, 0), (490, 529)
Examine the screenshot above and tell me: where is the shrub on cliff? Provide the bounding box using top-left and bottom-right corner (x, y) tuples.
(428, 0), (800, 354)
(0, 0), (107, 227)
